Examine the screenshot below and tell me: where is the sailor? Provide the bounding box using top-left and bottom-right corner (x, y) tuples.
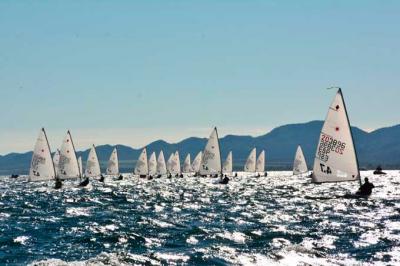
(99, 174), (105, 182)
(118, 174), (123, 180)
(373, 166), (386, 175)
(357, 178), (375, 196)
(54, 178), (62, 189)
(219, 175), (230, 185)
(79, 177), (89, 187)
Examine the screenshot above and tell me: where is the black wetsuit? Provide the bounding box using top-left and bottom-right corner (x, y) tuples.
(357, 181), (374, 196)
(219, 176), (230, 184)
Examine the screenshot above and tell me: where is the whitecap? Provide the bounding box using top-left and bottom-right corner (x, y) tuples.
(14, 236), (30, 245)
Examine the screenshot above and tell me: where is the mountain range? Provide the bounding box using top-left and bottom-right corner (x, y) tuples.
(1, 120), (399, 175)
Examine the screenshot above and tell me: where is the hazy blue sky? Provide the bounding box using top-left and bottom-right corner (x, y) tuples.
(0, 1), (399, 154)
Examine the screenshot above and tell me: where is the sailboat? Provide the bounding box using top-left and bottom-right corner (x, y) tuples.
(28, 128), (56, 182)
(222, 151), (233, 175)
(53, 149), (60, 178)
(171, 151), (182, 177)
(244, 148), (257, 175)
(135, 148), (148, 178)
(156, 150), (167, 178)
(58, 131), (81, 183)
(200, 127), (222, 178)
(182, 154), (191, 174)
(148, 152), (157, 179)
(106, 147), (121, 179)
(256, 150), (266, 177)
(293, 145), (308, 176)
(85, 144), (101, 182)
(310, 88), (362, 189)
(191, 151), (202, 176)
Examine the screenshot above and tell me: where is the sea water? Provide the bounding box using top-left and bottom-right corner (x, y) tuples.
(0, 171), (399, 265)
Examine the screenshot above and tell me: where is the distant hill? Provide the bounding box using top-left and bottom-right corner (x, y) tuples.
(1, 121), (399, 175)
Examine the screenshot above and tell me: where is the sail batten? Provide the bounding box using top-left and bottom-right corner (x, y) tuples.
(311, 89), (360, 183)
(29, 128), (56, 181)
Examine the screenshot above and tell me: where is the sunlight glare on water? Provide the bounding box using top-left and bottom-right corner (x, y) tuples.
(0, 171), (399, 265)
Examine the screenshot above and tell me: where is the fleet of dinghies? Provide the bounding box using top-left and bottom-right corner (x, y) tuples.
(27, 88), (368, 193)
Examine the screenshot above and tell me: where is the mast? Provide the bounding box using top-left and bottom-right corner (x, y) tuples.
(215, 127), (222, 175)
(42, 127), (57, 179)
(68, 130), (81, 179)
(338, 88), (362, 186)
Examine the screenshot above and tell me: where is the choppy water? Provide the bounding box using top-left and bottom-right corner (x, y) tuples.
(1, 171), (400, 265)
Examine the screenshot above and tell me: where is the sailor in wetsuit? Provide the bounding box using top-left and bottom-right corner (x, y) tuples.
(356, 177), (375, 196)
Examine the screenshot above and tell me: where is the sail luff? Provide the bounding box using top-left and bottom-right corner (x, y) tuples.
(339, 88), (362, 186)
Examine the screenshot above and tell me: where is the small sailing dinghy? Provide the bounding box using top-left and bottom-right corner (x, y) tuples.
(222, 151), (233, 176)
(135, 148), (149, 178)
(29, 128), (57, 184)
(85, 145), (102, 183)
(182, 154), (192, 175)
(244, 148), (257, 176)
(256, 150), (266, 177)
(59, 130), (81, 187)
(170, 151), (182, 177)
(191, 151), (202, 177)
(106, 147), (121, 180)
(310, 88), (367, 197)
(156, 151), (167, 178)
(200, 127), (227, 184)
(148, 152), (157, 179)
(293, 145), (308, 176)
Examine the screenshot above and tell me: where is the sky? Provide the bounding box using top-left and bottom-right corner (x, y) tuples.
(0, 1), (399, 154)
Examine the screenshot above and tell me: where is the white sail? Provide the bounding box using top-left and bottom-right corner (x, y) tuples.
(29, 128), (56, 181)
(58, 131), (81, 179)
(256, 150), (265, 172)
(200, 127), (222, 175)
(78, 156), (83, 177)
(311, 89), (360, 183)
(169, 151), (181, 175)
(106, 147), (119, 175)
(148, 152), (157, 176)
(244, 148), (256, 172)
(135, 148), (148, 175)
(191, 151), (202, 173)
(183, 154), (191, 173)
(157, 151), (167, 175)
(85, 145), (101, 177)
(222, 151), (233, 174)
(293, 146), (308, 175)
(53, 149), (60, 177)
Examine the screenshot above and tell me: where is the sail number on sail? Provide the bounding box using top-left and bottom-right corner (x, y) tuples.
(317, 133), (346, 162)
